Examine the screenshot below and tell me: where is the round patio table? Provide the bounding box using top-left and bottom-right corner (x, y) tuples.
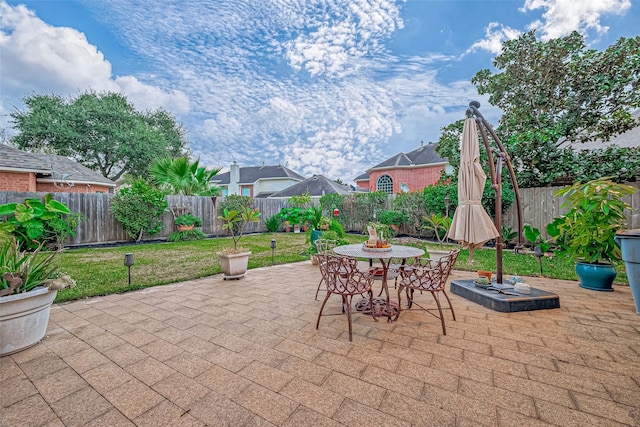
(333, 243), (424, 322)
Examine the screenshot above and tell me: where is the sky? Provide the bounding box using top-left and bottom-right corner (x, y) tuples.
(1, 0), (638, 183)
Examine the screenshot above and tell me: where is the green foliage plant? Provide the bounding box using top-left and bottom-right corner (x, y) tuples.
(150, 156), (221, 196)
(523, 224), (553, 275)
(218, 207), (261, 252)
(392, 191), (428, 233)
(547, 178), (637, 265)
(168, 229), (206, 242)
(304, 205), (324, 230)
(218, 195), (255, 233)
(377, 210), (408, 227)
(48, 212), (85, 251)
(422, 213), (452, 247)
(328, 219), (346, 238)
(501, 225), (519, 246)
(174, 213), (202, 227)
(111, 179), (169, 242)
(289, 192), (311, 208)
(264, 215), (280, 232)
(0, 194), (72, 250)
(0, 238), (58, 296)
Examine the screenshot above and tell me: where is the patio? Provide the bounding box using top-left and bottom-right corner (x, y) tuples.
(2, 262), (639, 426)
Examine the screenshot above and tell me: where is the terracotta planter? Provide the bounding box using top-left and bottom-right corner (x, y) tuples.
(217, 251), (251, 280)
(177, 225), (194, 231)
(0, 287), (57, 356)
(477, 270), (493, 281)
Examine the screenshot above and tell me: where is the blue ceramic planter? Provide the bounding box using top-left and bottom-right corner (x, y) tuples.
(576, 262), (616, 292)
(615, 230), (640, 314)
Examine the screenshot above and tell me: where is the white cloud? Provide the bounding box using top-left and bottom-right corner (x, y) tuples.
(466, 22), (522, 55)
(0, 2), (189, 125)
(521, 0), (631, 41)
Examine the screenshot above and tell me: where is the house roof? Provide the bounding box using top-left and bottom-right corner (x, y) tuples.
(212, 165), (304, 185)
(368, 142), (446, 171)
(559, 110), (640, 150)
(268, 175), (352, 198)
(0, 144), (51, 173)
(354, 172), (369, 181)
(0, 144), (115, 187)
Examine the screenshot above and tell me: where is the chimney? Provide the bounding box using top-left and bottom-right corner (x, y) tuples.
(229, 161), (240, 195)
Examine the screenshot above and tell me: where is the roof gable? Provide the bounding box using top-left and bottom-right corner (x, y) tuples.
(369, 142), (446, 171)
(269, 175), (351, 198)
(212, 165), (304, 185)
(0, 144), (115, 187)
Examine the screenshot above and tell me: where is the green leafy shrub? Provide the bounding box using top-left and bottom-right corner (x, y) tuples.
(422, 213), (452, 247)
(174, 213), (202, 227)
(264, 215), (280, 232)
(547, 178), (636, 264)
(0, 194), (75, 251)
(168, 229), (206, 242)
(218, 206), (261, 251)
(218, 195), (255, 233)
(377, 209), (408, 227)
(111, 179), (168, 241)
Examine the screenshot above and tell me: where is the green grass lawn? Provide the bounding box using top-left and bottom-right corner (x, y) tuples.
(53, 232), (629, 303)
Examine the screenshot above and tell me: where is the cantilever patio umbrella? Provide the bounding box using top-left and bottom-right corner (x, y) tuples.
(447, 117), (499, 262)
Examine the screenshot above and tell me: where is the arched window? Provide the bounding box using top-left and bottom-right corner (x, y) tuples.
(376, 175), (393, 194)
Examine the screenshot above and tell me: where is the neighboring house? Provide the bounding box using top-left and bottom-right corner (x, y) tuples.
(355, 142), (450, 194)
(211, 161), (305, 198)
(0, 144), (116, 193)
(268, 174), (352, 198)
(558, 109), (640, 151)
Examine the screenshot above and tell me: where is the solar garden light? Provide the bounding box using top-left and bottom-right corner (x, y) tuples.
(270, 239), (276, 265)
(124, 253), (134, 285)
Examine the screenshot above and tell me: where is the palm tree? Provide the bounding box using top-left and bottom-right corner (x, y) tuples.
(150, 157), (221, 196)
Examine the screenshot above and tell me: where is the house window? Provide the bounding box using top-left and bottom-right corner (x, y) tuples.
(376, 175), (393, 194)
(221, 188), (229, 196)
(241, 187), (251, 197)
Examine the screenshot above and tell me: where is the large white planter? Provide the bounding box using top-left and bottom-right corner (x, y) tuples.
(427, 249), (451, 261)
(0, 287), (57, 356)
(217, 251), (251, 280)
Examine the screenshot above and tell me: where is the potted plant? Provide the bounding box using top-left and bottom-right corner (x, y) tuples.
(422, 213), (452, 260)
(174, 213), (202, 231)
(0, 236), (76, 355)
(547, 177), (636, 291)
(217, 206), (261, 279)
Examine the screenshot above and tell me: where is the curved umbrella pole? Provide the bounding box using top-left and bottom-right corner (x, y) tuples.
(465, 101), (524, 284)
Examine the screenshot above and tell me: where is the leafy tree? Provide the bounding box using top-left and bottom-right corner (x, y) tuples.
(111, 179), (168, 241)
(10, 91), (188, 181)
(150, 156), (221, 196)
(471, 31), (640, 187)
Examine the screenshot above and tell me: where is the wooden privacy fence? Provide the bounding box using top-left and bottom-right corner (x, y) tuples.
(0, 192), (289, 246)
(1, 183), (638, 246)
(504, 182), (640, 238)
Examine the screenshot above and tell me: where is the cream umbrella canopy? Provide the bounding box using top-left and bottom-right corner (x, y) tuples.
(447, 117), (499, 262)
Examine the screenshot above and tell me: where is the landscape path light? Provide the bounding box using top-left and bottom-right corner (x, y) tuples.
(124, 253), (134, 286)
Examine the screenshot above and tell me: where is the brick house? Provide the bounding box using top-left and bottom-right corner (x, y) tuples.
(0, 144), (115, 193)
(211, 161), (305, 198)
(354, 142), (450, 194)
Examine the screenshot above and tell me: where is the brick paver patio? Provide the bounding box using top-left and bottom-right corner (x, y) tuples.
(2, 262), (639, 426)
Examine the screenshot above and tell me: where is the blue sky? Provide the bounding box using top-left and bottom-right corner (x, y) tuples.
(1, 0), (638, 183)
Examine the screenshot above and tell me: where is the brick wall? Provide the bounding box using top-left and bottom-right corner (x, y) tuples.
(368, 165), (445, 193)
(0, 171), (37, 192)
